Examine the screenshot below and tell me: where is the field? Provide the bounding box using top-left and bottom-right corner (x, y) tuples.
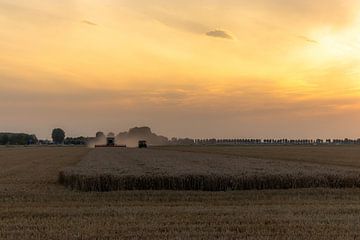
(60, 147), (360, 191)
(2, 146), (360, 239)
(156, 145), (360, 168)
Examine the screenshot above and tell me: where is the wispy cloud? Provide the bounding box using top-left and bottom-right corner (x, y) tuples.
(298, 35), (318, 44)
(82, 20), (97, 26)
(206, 30), (233, 40)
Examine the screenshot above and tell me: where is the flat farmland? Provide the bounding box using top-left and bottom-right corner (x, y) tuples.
(2, 146), (360, 239)
(156, 145), (360, 168)
(60, 147), (360, 191)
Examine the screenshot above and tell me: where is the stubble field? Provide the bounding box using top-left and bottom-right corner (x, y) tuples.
(2, 146), (360, 239)
(156, 145), (360, 167)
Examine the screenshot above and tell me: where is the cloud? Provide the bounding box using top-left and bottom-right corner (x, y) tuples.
(0, 1), (70, 24)
(240, 0), (359, 28)
(82, 20), (97, 26)
(297, 35), (318, 44)
(206, 30), (233, 40)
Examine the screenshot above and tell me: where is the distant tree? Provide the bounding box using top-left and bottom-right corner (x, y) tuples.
(0, 134), (8, 145)
(52, 128), (65, 144)
(96, 131), (105, 139)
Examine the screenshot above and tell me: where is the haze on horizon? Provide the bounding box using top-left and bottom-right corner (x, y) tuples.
(1, 0), (360, 139)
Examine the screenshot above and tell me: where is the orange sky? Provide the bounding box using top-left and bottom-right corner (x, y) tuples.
(1, 0), (360, 139)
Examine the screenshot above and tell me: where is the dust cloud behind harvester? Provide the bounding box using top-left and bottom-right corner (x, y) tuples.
(116, 127), (168, 147)
(87, 127), (168, 148)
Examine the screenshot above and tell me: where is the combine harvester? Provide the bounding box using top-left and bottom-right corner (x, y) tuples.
(95, 133), (126, 148)
(138, 140), (148, 148)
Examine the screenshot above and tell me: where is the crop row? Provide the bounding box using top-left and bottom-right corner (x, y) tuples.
(59, 171), (360, 192)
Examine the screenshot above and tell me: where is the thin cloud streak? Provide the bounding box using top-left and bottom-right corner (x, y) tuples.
(206, 30), (233, 40)
(297, 35), (318, 44)
(82, 20), (97, 26)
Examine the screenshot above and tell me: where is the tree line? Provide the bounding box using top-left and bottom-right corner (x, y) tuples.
(170, 138), (360, 145)
(0, 133), (38, 145)
(52, 128), (88, 145)
(0, 128), (86, 145)
(2, 127), (360, 146)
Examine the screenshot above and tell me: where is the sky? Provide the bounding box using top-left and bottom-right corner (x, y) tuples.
(1, 0), (360, 139)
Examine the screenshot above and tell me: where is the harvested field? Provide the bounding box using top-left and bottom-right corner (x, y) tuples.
(3, 146), (360, 239)
(157, 145), (360, 168)
(59, 148), (360, 191)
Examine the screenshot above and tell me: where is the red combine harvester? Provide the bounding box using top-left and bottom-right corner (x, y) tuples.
(95, 133), (126, 148)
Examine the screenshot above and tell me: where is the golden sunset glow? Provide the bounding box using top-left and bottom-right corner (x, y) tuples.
(1, 0), (360, 138)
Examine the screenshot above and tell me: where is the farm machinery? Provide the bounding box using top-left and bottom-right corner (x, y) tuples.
(138, 140), (148, 148)
(95, 133), (126, 148)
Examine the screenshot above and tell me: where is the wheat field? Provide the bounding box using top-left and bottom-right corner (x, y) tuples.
(59, 148), (360, 191)
(2, 146), (360, 239)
